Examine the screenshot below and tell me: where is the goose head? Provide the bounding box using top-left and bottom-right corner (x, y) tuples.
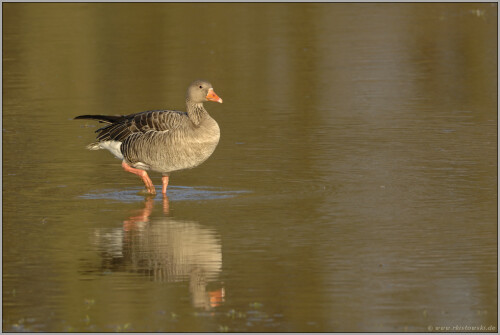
(187, 80), (223, 104)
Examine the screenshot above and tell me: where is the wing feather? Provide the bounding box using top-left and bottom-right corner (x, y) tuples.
(94, 110), (187, 142)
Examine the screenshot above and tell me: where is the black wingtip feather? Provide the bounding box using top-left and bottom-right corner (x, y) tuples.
(74, 115), (122, 123)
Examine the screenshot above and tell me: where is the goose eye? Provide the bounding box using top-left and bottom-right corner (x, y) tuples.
(199, 85), (203, 89)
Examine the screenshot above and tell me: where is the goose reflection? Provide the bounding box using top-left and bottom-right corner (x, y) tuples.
(93, 196), (224, 310)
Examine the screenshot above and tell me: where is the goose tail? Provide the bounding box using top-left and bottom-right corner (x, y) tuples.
(86, 142), (101, 150)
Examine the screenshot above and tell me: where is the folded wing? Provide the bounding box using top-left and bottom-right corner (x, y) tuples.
(95, 110), (187, 142)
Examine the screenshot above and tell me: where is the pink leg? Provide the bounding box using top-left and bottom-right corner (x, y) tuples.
(122, 161), (156, 195)
(162, 175), (169, 195)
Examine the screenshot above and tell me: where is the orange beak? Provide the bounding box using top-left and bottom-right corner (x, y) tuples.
(206, 88), (223, 103)
(209, 287), (225, 307)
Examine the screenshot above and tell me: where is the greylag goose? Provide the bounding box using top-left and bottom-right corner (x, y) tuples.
(75, 80), (223, 196)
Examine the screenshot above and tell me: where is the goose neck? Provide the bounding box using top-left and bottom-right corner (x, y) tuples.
(186, 100), (207, 125)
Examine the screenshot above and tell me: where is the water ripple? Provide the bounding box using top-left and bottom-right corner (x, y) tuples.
(80, 186), (251, 203)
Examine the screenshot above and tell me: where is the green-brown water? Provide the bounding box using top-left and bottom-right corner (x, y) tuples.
(3, 3), (497, 332)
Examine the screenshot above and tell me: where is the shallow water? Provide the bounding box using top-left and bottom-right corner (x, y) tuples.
(3, 3), (497, 332)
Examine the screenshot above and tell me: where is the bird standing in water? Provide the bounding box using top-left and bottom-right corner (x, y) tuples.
(75, 80), (223, 196)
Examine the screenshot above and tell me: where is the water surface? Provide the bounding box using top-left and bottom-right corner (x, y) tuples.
(3, 3), (497, 332)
